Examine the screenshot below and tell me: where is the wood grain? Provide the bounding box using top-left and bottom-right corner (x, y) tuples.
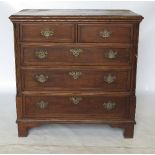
(10, 9), (143, 138)
(78, 24), (132, 43)
(22, 67), (131, 91)
(21, 43), (131, 66)
(20, 23), (75, 42)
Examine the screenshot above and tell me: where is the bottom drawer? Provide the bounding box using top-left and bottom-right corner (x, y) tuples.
(23, 94), (130, 119)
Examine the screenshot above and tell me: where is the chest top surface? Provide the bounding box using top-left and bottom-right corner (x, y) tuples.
(10, 9), (143, 22)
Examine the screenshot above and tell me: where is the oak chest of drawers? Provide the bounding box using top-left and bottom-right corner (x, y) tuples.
(10, 9), (143, 138)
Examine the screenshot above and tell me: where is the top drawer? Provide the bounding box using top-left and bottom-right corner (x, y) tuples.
(78, 24), (132, 43)
(20, 23), (75, 42)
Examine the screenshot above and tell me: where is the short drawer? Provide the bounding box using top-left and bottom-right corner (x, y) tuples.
(78, 24), (132, 43)
(21, 44), (131, 66)
(22, 67), (131, 91)
(20, 23), (75, 42)
(23, 94), (130, 119)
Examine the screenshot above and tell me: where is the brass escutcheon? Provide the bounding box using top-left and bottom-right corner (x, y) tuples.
(36, 100), (48, 109)
(35, 49), (48, 59)
(69, 71), (82, 80)
(103, 101), (116, 111)
(41, 29), (54, 39)
(70, 96), (82, 105)
(35, 74), (48, 83)
(100, 30), (112, 38)
(70, 48), (83, 57)
(104, 74), (116, 84)
(104, 49), (117, 59)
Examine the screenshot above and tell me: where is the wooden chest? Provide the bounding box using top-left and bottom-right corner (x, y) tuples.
(10, 9), (143, 138)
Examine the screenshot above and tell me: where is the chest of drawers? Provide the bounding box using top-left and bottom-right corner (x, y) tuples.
(10, 9), (143, 138)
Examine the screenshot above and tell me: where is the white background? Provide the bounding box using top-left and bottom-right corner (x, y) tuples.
(0, 1), (155, 153)
(0, 0), (155, 94)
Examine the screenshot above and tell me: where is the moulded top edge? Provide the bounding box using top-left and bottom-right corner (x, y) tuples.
(9, 9), (144, 22)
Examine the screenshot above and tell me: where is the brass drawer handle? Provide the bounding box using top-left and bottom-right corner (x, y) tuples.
(41, 29), (54, 39)
(103, 101), (116, 111)
(70, 48), (83, 57)
(104, 49), (117, 59)
(35, 74), (48, 83)
(35, 49), (48, 59)
(104, 74), (116, 84)
(70, 96), (82, 105)
(69, 71), (82, 80)
(100, 30), (112, 38)
(36, 100), (48, 109)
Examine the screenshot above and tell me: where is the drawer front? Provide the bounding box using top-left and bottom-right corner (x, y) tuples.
(23, 95), (129, 119)
(78, 24), (132, 43)
(22, 44), (131, 66)
(22, 68), (130, 91)
(20, 24), (75, 42)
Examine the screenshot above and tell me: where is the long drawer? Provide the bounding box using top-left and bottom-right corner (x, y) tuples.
(23, 94), (130, 119)
(21, 44), (131, 66)
(22, 67), (131, 91)
(78, 24), (132, 43)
